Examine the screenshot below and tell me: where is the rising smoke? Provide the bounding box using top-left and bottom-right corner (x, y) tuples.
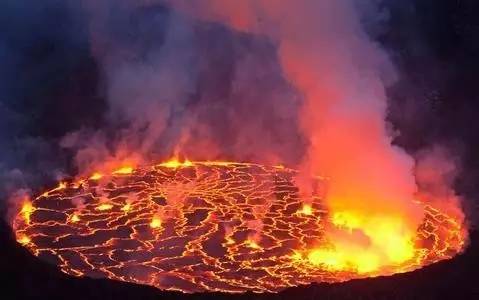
(166, 0), (442, 267)
(0, 0), (467, 250)
(63, 0), (306, 175)
(83, 0), (466, 266)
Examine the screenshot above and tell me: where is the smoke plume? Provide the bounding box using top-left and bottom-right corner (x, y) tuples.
(165, 0), (438, 268)
(62, 0), (305, 176)
(0, 0), (467, 270)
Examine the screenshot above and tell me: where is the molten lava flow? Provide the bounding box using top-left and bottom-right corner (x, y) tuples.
(150, 216), (162, 229)
(20, 200), (33, 224)
(159, 158), (193, 169)
(298, 203), (313, 216)
(89, 173), (103, 180)
(112, 166), (133, 175)
(13, 161), (466, 293)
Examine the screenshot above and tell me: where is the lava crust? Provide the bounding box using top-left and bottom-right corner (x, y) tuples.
(13, 162), (465, 293)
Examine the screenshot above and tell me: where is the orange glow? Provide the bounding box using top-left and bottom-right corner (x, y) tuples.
(121, 203), (131, 212)
(298, 203), (313, 215)
(306, 246), (382, 274)
(89, 172), (103, 180)
(17, 235), (31, 245)
(225, 236), (235, 245)
(20, 201), (33, 224)
(72, 180), (85, 189)
(304, 243), (382, 274)
(113, 166), (133, 175)
(96, 203), (113, 211)
(159, 157), (193, 168)
(13, 161), (467, 293)
(246, 239), (261, 249)
(331, 211), (362, 230)
(307, 249), (346, 270)
(150, 216), (162, 229)
(70, 214), (80, 223)
(327, 210), (416, 269)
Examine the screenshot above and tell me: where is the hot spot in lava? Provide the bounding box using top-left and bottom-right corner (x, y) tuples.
(13, 160), (466, 293)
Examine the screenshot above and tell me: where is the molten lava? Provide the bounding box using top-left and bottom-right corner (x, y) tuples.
(13, 161), (466, 293)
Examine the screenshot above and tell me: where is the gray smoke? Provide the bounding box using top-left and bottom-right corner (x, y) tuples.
(0, 0), (471, 229)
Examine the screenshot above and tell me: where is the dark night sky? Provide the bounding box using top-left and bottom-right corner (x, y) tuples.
(382, 0), (479, 222)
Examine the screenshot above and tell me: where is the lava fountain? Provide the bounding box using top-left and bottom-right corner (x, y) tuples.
(13, 160), (466, 293)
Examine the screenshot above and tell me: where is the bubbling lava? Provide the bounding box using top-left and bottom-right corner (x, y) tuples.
(13, 160), (466, 293)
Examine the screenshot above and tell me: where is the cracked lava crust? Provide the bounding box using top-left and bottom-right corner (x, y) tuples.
(13, 161), (465, 293)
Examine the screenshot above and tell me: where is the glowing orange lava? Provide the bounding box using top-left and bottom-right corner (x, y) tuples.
(13, 161), (466, 293)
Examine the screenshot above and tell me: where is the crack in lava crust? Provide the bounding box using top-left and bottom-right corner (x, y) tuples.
(13, 162), (465, 293)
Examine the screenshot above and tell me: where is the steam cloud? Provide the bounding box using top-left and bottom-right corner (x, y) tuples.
(63, 0), (305, 175)
(165, 0), (426, 267)
(62, 0), (464, 267)
(0, 0), (467, 251)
